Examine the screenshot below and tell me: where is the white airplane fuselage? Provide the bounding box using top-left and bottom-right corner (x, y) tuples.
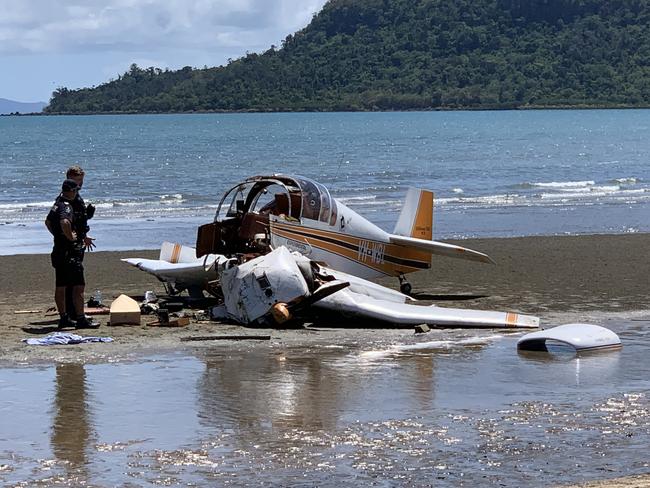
(269, 201), (430, 280)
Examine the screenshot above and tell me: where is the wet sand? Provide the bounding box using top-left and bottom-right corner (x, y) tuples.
(0, 233), (648, 364)
(569, 476), (650, 488)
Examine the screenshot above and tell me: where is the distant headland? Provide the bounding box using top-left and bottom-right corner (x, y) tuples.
(45, 0), (650, 114)
(0, 98), (46, 115)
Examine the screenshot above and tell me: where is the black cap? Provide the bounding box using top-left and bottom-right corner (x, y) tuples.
(62, 179), (79, 192)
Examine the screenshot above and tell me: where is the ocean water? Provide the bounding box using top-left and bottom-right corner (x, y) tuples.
(1, 110), (649, 254)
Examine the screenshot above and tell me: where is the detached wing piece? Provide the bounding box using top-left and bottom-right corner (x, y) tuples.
(316, 289), (539, 328)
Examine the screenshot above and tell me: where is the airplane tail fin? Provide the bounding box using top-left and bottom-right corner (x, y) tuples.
(393, 188), (434, 240)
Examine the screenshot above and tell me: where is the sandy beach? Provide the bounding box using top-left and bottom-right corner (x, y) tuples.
(1, 233), (648, 364)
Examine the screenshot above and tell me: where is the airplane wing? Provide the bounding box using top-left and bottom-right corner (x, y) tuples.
(388, 234), (495, 264)
(121, 255), (224, 292)
(315, 289), (539, 328)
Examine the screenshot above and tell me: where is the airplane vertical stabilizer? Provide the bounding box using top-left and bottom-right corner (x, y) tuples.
(393, 188), (434, 240)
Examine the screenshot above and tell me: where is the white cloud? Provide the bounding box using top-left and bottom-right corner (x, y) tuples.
(0, 0), (327, 100)
(0, 0), (327, 54)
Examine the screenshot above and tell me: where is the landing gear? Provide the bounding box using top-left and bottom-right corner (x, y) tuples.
(398, 274), (412, 295)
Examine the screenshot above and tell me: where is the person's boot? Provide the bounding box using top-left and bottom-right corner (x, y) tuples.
(75, 315), (99, 329)
(57, 313), (75, 329)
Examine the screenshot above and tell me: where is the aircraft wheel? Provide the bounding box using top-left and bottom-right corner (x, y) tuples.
(400, 282), (412, 295)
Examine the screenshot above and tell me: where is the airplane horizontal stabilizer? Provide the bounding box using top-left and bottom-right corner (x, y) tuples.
(388, 234), (494, 264)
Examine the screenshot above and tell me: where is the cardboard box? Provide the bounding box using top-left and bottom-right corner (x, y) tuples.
(110, 294), (141, 325)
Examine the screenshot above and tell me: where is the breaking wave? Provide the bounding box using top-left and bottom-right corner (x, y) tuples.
(611, 177), (639, 184)
(513, 180), (595, 190)
(534, 180), (595, 188)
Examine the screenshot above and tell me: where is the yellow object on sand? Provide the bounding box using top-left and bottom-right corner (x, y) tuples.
(109, 294), (141, 326)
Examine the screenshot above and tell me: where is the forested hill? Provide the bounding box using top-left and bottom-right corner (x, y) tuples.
(46, 0), (650, 113)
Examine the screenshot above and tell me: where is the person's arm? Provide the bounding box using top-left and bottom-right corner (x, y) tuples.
(45, 218), (54, 236)
(60, 219), (77, 242)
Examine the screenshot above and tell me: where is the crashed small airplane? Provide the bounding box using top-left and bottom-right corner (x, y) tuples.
(194, 174), (493, 294)
(123, 174), (540, 329)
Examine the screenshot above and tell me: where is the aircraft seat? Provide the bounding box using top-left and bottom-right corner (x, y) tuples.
(273, 193), (290, 216)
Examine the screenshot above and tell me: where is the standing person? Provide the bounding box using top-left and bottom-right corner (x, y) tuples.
(66, 165), (96, 252)
(45, 179), (95, 329)
(64, 166), (96, 319)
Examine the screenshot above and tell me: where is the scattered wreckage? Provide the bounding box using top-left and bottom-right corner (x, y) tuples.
(124, 243), (539, 328)
(123, 174), (540, 329)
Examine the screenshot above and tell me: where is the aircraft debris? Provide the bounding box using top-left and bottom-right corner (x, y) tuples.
(517, 323), (621, 352)
(109, 294), (141, 326)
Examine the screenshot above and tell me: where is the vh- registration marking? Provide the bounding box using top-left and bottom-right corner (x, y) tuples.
(358, 239), (386, 264)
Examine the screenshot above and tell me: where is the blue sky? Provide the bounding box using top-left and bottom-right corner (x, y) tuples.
(0, 0), (328, 103)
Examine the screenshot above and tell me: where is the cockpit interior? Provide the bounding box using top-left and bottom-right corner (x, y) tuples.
(196, 175), (337, 258)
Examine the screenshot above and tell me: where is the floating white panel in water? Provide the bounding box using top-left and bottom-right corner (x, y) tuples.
(517, 323), (621, 352)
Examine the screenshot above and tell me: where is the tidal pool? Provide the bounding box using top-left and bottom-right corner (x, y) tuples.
(2, 318), (650, 487)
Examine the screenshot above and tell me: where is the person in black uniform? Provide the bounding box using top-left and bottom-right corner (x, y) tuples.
(45, 179), (94, 329)
(66, 166), (95, 253)
(64, 166), (96, 319)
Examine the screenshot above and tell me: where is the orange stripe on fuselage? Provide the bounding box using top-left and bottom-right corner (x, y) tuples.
(411, 190), (433, 240)
(271, 221), (431, 277)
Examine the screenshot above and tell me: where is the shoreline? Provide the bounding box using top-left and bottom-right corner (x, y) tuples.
(1, 232), (649, 365)
(6, 105), (650, 116)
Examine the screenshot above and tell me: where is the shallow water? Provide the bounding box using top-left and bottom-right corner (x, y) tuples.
(2, 318), (650, 486)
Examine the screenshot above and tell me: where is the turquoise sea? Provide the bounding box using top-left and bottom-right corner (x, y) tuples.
(1, 110), (649, 254)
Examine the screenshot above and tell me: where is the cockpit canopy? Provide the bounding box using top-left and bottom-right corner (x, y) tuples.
(215, 174), (338, 225)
